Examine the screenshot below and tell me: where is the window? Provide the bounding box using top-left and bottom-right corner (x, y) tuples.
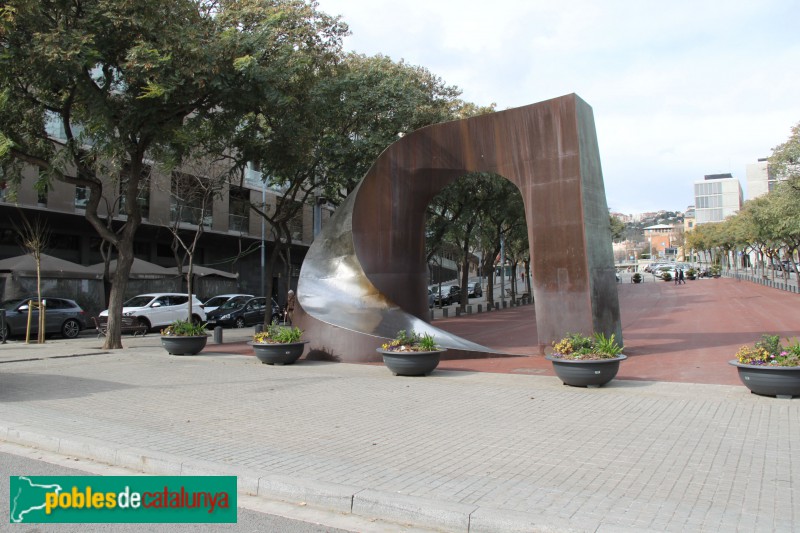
(75, 186), (89, 209)
(229, 186), (250, 232)
(169, 295), (188, 306)
(170, 172), (212, 227)
(287, 200), (303, 241)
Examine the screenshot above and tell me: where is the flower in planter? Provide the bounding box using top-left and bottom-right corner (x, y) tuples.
(381, 329), (439, 352)
(252, 324), (303, 344)
(160, 319), (208, 336)
(735, 335), (800, 367)
(551, 332), (623, 360)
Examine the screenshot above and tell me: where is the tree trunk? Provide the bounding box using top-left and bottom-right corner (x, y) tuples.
(36, 260), (44, 344)
(103, 237), (136, 349)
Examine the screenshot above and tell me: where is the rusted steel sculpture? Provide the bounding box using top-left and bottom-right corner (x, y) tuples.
(295, 94), (621, 362)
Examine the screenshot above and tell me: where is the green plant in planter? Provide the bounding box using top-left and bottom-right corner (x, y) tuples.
(632, 273), (642, 283)
(161, 319), (208, 336)
(253, 324), (303, 344)
(381, 329), (439, 352)
(662, 272), (673, 282)
(710, 265), (722, 277)
(686, 268), (697, 280)
(551, 332), (623, 360)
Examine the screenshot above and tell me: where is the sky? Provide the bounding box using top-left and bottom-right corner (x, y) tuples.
(314, 0), (800, 215)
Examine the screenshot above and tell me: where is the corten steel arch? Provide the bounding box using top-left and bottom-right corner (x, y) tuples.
(294, 94), (621, 362)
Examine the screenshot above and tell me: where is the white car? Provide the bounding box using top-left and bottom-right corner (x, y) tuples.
(99, 293), (206, 331)
(202, 293), (254, 314)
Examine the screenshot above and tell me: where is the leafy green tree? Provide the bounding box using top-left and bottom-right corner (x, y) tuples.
(227, 49), (463, 320)
(0, 0), (345, 347)
(769, 121), (800, 183)
(609, 215), (626, 242)
(315, 53), (464, 202)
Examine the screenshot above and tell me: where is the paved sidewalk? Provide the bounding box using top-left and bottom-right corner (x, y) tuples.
(1, 278), (799, 531)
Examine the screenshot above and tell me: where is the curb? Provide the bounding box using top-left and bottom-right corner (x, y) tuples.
(0, 421), (565, 533)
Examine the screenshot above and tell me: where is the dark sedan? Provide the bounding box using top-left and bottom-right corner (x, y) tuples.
(433, 285), (461, 306)
(205, 297), (281, 328)
(0, 297), (88, 340)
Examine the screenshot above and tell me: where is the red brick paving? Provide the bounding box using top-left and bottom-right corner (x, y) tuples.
(204, 278), (800, 386)
(432, 277), (800, 385)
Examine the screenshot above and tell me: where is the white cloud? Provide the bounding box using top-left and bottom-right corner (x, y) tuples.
(317, 0), (800, 214)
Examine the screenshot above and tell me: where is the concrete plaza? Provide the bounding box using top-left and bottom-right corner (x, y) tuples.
(1, 277), (799, 531)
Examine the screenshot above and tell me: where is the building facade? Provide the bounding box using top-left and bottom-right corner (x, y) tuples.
(746, 158), (790, 199)
(693, 173), (742, 225)
(0, 160), (333, 310)
(643, 224), (682, 259)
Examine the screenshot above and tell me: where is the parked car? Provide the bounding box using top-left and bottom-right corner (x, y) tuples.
(205, 297), (281, 328)
(433, 285), (461, 306)
(467, 281), (483, 298)
(202, 293), (254, 314)
(0, 297), (88, 340)
(99, 293), (206, 331)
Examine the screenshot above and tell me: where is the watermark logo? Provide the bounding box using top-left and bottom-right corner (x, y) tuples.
(9, 476), (237, 523)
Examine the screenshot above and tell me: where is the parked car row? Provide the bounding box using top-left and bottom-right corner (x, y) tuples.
(771, 260), (797, 273)
(0, 291), (286, 341)
(429, 280), (483, 306)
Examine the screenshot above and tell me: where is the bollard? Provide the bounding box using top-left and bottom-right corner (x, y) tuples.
(467, 305), (472, 315)
(442, 308), (449, 318)
(494, 302), (500, 310)
(0, 309), (5, 344)
(255, 323), (264, 334)
(430, 309), (435, 321)
(502, 300), (507, 309)
(455, 308), (461, 317)
(213, 326), (223, 344)
(477, 304), (482, 313)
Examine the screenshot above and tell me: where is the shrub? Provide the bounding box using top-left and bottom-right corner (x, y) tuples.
(160, 319), (208, 336)
(253, 325), (303, 344)
(551, 332), (623, 360)
(632, 273), (642, 283)
(381, 329), (439, 352)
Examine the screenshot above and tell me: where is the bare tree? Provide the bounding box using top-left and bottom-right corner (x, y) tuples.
(13, 213), (50, 343)
(164, 159), (230, 320)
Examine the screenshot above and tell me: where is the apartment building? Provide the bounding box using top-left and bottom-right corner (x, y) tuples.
(0, 160), (333, 305)
(693, 173), (743, 225)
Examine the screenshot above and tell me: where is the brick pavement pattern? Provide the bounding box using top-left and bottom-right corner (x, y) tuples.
(1, 276), (799, 531)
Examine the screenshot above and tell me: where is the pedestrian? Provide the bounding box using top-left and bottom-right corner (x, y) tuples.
(679, 268), (685, 284)
(285, 289), (296, 325)
(674, 269), (679, 285)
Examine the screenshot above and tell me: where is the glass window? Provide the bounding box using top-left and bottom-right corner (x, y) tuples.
(74, 186), (89, 209)
(229, 186), (250, 232)
(170, 172), (213, 227)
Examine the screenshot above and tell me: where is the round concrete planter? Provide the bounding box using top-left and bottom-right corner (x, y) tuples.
(377, 349), (444, 376)
(250, 341), (308, 365)
(160, 335), (208, 356)
(728, 361), (800, 399)
(545, 354), (627, 388)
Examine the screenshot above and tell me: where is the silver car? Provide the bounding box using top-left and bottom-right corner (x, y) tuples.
(0, 297), (88, 340)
